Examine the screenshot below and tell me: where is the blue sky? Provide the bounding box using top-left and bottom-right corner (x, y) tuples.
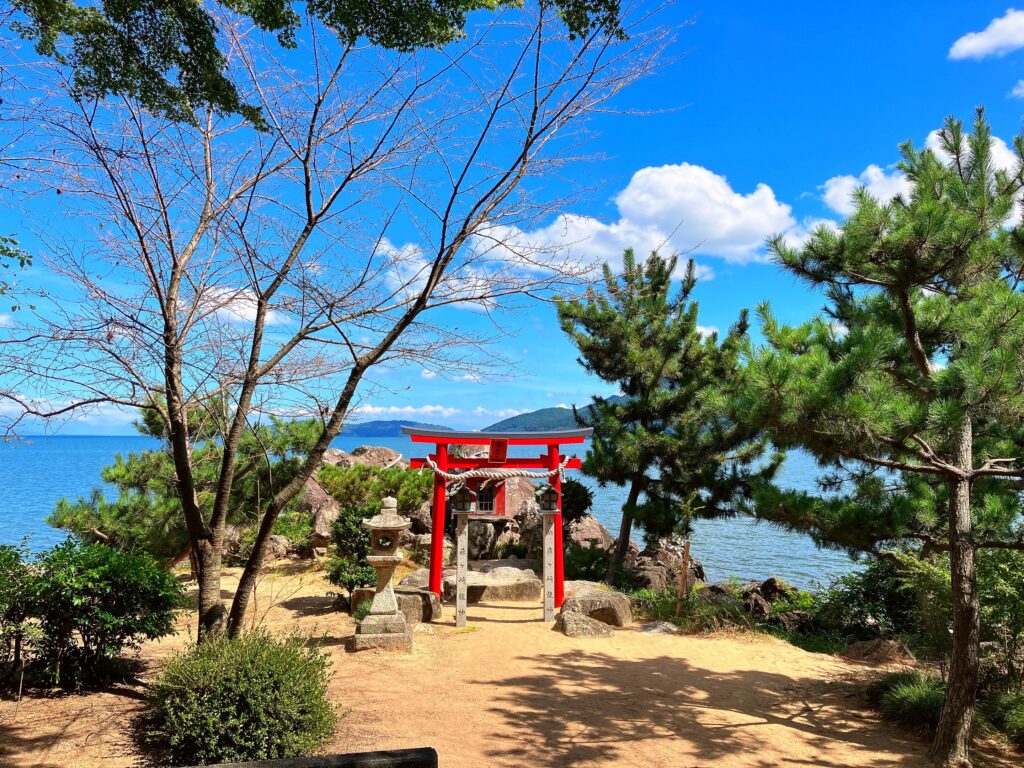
(6, 2), (1024, 434)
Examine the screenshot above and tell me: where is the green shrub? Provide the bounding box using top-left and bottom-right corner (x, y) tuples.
(815, 557), (918, 641)
(318, 464), (431, 515)
(630, 588), (678, 622)
(147, 631), (337, 765)
(352, 600), (373, 622)
(0, 543), (34, 668)
(494, 540), (529, 560)
(867, 670), (946, 734)
(674, 593), (750, 633)
(27, 540), (183, 687)
(564, 542), (607, 581)
(988, 690), (1024, 747)
(326, 503), (375, 594)
(560, 478), (594, 528)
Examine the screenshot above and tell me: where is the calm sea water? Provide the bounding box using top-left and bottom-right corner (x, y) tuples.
(0, 435), (858, 589)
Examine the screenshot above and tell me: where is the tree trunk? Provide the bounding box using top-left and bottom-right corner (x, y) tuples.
(605, 479), (642, 585)
(195, 538), (227, 640)
(931, 416), (979, 768)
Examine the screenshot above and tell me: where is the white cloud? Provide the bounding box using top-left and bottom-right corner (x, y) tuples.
(0, 313), (12, 327)
(949, 9), (1024, 60)
(821, 165), (911, 215)
(696, 325), (718, 339)
(1010, 79), (1024, 99)
(924, 129), (1018, 171)
(204, 288), (289, 326)
(471, 406), (525, 419)
(350, 404), (461, 420)
(420, 369), (438, 379)
(504, 163), (807, 267)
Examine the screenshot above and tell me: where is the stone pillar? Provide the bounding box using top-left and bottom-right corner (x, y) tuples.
(542, 511), (556, 622)
(352, 497), (413, 652)
(454, 511), (469, 628)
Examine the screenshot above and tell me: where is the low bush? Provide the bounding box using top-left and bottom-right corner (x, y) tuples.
(319, 464), (431, 516)
(564, 542), (608, 581)
(560, 478), (594, 529)
(352, 599), (373, 622)
(814, 558), (918, 641)
(629, 588), (678, 622)
(326, 503), (375, 594)
(0, 543), (34, 669)
(147, 631), (337, 765)
(867, 670), (946, 734)
(1, 540), (183, 688)
(988, 690), (1024, 747)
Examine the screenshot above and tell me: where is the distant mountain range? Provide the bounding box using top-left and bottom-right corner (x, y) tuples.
(340, 419), (451, 437)
(483, 407), (584, 432)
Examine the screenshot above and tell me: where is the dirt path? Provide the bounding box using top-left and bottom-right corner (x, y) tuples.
(0, 565), (1012, 767)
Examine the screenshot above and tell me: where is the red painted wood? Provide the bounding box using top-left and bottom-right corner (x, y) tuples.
(488, 438), (508, 463)
(406, 435), (586, 446)
(548, 445), (565, 608)
(409, 456), (581, 470)
(428, 445), (448, 598)
(496, 480), (506, 516)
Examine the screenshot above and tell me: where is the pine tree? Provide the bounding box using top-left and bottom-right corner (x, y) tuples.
(740, 109), (1024, 767)
(559, 249), (778, 583)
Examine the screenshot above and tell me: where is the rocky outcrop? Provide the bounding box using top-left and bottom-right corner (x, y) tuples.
(350, 445), (406, 469)
(468, 520), (498, 560)
(627, 535), (705, 596)
(295, 476), (342, 549)
(395, 587), (444, 623)
(322, 448), (355, 467)
(408, 501), (433, 534)
(565, 515), (613, 550)
(561, 584), (632, 627)
(555, 612), (613, 637)
(265, 534), (291, 560)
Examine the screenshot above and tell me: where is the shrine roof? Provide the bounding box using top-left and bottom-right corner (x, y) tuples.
(401, 425), (592, 445)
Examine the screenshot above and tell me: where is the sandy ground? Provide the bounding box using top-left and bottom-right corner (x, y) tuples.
(0, 563), (1017, 768)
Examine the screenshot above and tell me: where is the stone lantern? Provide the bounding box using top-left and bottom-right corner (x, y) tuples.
(352, 496), (412, 652)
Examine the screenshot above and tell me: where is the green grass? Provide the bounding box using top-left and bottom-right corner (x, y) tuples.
(986, 690), (1024, 747)
(760, 626), (847, 655)
(867, 670), (946, 734)
(352, 600), (373, 622)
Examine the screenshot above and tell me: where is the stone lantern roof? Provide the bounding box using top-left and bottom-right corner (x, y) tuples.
(362, 496), (411, 532)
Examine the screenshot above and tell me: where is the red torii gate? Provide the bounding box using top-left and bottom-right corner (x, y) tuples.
(403, 426), (592, 608)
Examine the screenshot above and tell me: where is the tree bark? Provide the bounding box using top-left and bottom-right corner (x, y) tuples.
(605, 479), (642, 585)
(931, 416), (979, 768)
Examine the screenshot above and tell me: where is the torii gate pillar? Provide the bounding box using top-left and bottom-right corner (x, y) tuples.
(427, 444), (448, 598)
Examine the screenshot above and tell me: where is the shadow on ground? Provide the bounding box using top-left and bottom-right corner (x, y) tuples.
(478, 651), (926, 768)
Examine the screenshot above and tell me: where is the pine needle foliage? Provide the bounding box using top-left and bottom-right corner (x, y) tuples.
(739, 108), (1024, 766)
(558, 249), (780, 580)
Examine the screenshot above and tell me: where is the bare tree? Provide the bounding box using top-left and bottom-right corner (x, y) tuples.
(0, 3), (668, 637)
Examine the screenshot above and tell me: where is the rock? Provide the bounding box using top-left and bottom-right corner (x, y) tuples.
(606, 539), (641, 569)
(561, 587), (632, 627)
(566, 515), (613, 550)
(759, 577), (795, 603)
(775, 610), (814, 633)
(311, 546), (328, 559)
(555, 612), (613, 637)
(350, 445), (406, 469)
(395, 588), (444, 624)
(442, 571), (544, 603)
(506, 477), (539, 516)
(493, 519), (521, 553)
(399, 568), (430, 589)
(266, 534), (291, 560)
(744, 591), (771, 620)
(485, 566), (538, 580)
(477, 557), (540, 573)
(694, 583), (739, 608)
(563, 580), (607, 597)
(516, 504), (545, 559)
(640, 621), (681, 635)
(408, 501), (433, 534)
(468, 520), (498, 560)
(630, 564), (670, 593)
(322, 448), (355, 467)
(844, 639), (909, 663)
(296, 476), (341, 548)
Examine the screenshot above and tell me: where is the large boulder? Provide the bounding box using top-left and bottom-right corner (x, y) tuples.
(744, 591), (771, 620)
(694, 583), (740, 608)
(566, 515), (613, 550)
(555, 612), (613, 637)
(408, 501), (433, 534)
(515, 505), (545, 559)
(350, 445), (406, 469)
(493, 519), (521, 554)
(630, 565), (670, 593)
(759, 577), (796, 603)
(844, 638), (908, 663)
(606, 539), (641, 569)
(442, 570), (543, 603)
(399, 568), (430, 589)
(561, 585), (632, 627)
(265, 534), (291, 560)
(322, 448), (356, 467)
(467, 520), (498, 560)
(476, 557), (540, 573)
(506, 477), (539, 516)
(296, 476), (341, 549)
(395, 587), (444, 623)
(637, 536), (705, 583)
(774, 610), (814, 633)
